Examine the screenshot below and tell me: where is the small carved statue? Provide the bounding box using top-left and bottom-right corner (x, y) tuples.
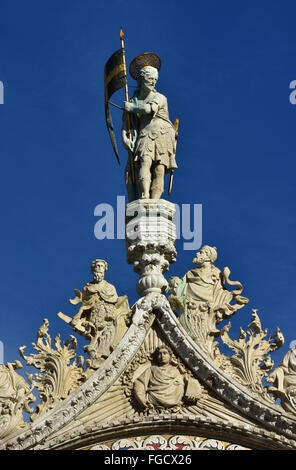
(266, 346), (296, 413)
(58, 259), (131, 373)
(0, 361), (35, 439)
(133, 346), (201, 411)
(122, 55), (177, 201)
(168, 245), (249, 357)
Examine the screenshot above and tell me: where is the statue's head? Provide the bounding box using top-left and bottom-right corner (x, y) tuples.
(129, 52), (161, 80)
(168, 276), (180, 293)
(153, 346), (171, 366)
(138, 66), (158, 92)
(193, 246), (217, 266)
(91, 259), (108, 282)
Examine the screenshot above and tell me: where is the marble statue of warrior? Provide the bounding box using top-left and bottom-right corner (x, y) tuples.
(133, 346), (201, 410)
(122, 57), (177, 201)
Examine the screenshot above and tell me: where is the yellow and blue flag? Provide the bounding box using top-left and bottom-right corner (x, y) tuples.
(104, 49), (127, 165)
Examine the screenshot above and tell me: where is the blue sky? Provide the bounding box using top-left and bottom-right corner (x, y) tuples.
(0, 0), (295, 375)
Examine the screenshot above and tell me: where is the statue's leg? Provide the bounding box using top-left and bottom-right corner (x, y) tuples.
(138, 155), (152, 199)
(151, 163), (165, 199)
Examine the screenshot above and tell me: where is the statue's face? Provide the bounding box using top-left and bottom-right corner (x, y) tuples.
(169, 277), (179, 289)
(139, 66), (158, 92)
(157, 348), (171, 366)
(193, 248), (210, 265)
(92, 262), (106, 282)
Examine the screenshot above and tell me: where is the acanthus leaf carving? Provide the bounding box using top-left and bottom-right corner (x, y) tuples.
(19, 318), (84, 421)
(216, 309), (284, 403)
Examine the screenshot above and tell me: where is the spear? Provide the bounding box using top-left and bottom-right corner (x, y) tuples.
(120, 28), (135, 184)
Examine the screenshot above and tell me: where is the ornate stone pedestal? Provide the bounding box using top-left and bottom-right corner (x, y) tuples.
(125, 199), (176, 297)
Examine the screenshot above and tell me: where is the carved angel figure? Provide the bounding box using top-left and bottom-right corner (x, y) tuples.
(133, 346), (201, 410)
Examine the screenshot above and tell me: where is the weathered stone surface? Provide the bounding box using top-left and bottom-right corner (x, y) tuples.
(1, 293), (296, 450)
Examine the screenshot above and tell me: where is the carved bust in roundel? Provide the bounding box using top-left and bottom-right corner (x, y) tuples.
(133, 346), (201, 410)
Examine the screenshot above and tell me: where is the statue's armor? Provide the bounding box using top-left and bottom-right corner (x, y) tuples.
(131, 92), (177, 172)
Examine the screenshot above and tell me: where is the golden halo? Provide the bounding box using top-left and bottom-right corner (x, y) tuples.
(129, 53), (161, 80)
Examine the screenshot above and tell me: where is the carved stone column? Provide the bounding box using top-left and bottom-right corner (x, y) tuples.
(126, 199), (176, 297)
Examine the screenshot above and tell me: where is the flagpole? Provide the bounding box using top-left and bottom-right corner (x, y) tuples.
(120, 28), (135, 184)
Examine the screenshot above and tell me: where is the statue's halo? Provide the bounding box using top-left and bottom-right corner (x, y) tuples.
(129, 52), (161, 80)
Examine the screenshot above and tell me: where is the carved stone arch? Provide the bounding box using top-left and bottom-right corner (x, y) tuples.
(1, 293), (296, 450)
(37, 415), (294, 451)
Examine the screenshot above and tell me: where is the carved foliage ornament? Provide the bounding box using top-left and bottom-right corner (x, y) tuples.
(19, 319), (84, 421)
(217, 310), (284, 402)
